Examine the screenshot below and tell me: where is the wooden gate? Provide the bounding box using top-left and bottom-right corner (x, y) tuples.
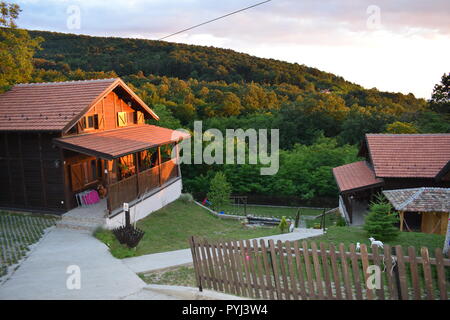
(189, 237), (450, 300)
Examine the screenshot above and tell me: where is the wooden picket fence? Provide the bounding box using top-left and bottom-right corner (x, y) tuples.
(189, 237), (450, 300)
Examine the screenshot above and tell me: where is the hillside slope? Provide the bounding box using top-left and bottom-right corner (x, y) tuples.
(30, 30), (359, 92)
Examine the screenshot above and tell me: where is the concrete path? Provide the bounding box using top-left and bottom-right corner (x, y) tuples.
(123, 228), (323, 274)
(0, 228), (174, 300)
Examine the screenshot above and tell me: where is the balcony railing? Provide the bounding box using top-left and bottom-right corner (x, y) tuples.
(107, 159), (179, 214)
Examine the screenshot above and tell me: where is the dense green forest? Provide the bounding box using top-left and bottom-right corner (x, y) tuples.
(1, 18), (449, 205)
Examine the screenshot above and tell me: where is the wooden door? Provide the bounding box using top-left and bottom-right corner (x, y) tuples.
(70, 163), (84, 192)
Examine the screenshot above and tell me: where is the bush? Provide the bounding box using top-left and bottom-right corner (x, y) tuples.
(207, 172), (232, 211)
(279, 216), (289, 233)
(336, 215), (347, 227)
(364, 196), (399, 241)
(179, 193), (194, 204)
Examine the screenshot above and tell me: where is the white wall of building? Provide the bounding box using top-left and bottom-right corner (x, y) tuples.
(106, 179), (182, 229)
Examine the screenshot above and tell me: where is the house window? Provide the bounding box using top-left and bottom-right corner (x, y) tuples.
(117, 112), (128, 127)
(81, 114), (99, 130)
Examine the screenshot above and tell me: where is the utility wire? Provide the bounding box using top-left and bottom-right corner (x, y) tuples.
(158, 0), (272, 41)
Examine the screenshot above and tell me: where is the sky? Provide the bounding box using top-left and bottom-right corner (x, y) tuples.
(11, 0), (450, 99)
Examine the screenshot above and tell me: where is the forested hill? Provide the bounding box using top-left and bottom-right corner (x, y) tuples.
(29, 30), (359, 92)
(17, 29), (448, 204)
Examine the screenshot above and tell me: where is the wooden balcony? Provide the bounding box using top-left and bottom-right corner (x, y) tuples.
(106, 159), (179, 214)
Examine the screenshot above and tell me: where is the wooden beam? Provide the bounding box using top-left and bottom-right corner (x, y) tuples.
(158, 146), (162, 186)
(4, 133), (14, 204)
(399, 211), (404, 232)
(176, 142), (181, 178)
(38, 133), (48, 208)
(135, 152), (140, 196)
(18, 133), (28, 207)
(60, 146), (72, 211)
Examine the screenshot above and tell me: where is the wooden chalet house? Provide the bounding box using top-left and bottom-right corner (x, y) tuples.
(333, 134), (450, 234)
(0, 78), (189, 226)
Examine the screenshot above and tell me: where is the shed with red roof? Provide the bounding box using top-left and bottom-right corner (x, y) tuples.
(333, 134), (450, 226)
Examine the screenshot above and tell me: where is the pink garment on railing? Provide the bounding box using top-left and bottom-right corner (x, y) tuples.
(81, 190), (100, 205)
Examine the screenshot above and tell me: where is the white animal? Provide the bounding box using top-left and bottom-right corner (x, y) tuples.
(369, 237), (384, 248)
(289, 223), (295, 233)
(356, 242), (361, 251)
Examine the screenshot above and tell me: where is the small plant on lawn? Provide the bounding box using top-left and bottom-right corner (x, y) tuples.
(279, 216), (289, 233)
(364, 195), (399, 241)
(207, 171), (232, 211)
(179, 193), (194, 204)
(336, 215), (347, 227)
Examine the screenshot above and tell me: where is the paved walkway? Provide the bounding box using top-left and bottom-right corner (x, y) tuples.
(123, 228), (323, 273)
(0, 228), (173, 300)
(0, 226), (322, 299)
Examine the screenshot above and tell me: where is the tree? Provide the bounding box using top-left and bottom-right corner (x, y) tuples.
(0, 2), (42, 91)
(386, 121), (419, 134)
(146, 104), (182, 129)
(429, 73), (450, 117)
(363, 195), (399, 241)
(207, 172), (232, 211)
(415, 111), (450, 133)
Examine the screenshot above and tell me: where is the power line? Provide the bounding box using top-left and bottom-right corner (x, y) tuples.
(158, 0), (272, 41)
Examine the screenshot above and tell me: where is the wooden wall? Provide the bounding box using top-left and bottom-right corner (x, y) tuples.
(421, 212), (449, 235)
(67, 89), (147, 136)
(0, 132), (66, 213)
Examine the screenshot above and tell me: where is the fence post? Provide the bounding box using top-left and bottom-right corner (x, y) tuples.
(189, 236), (203, 292)
(244, 196), (247, 216)
(295, 209), (300, 228)
(268, 240), (282, 300)
(391, 247), (402, 300)
(322, 208), (326, 232)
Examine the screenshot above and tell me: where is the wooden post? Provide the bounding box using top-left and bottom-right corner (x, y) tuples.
(391, 247), (403, 300)
(38, 133), (48, 208)
(135, 152), (140, 196)
(399, 211), (404, 232)
(18, 133), (28, 206)
(175, 142), (181, 178)
(157, 146), (162, 186)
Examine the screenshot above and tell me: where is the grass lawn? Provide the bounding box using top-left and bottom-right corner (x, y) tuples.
(139, 265), (197, 287)
(95, 200), (280, 259)
(305, 225), (446, 256)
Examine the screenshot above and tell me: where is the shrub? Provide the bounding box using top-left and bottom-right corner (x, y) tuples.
(364, 196), (399, 241)
(207, 172), (232, 211)
(336, 215), (347, 227)
(279, 216), (289, 233)
(179, 193), (194, 204)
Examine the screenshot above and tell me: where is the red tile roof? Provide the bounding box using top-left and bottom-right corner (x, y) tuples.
(366, 134), (450, 178)
(0, 78), (158, 132)
(0, 79), (118, 131)
(332, 161), (384, 193)
(53, 125), (190, 159)
(383, 187), (450, 212)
